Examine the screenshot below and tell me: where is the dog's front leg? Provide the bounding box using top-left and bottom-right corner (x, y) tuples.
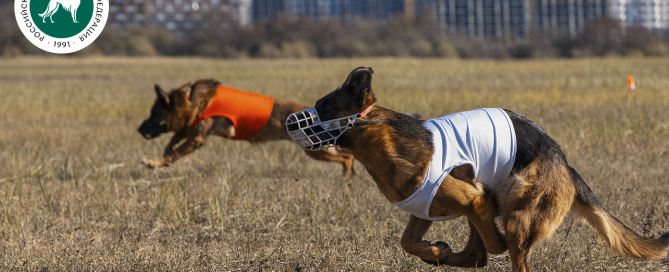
(143, 129), (188, 168)
(400, 215), (452, 262)
(162, 134), (206, 165)
(426, 220), (490, 267)
(142, 128), (205, 168)
(401, 215), (490, 268)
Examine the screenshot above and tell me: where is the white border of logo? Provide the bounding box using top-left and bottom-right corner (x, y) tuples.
(14, 0), (109, 54)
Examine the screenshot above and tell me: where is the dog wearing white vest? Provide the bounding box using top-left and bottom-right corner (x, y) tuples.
(286, 67), (669, 271)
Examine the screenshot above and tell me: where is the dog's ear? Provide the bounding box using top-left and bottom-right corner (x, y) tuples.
(172, 82), (192, 109)
(343, 67), (376, 106)
(179, 82), (192, 98)
(154, 84), (170, 105)
(204, 86), (217, 102)
(190, 80), (218, 103)
(343, 67), (373, 92)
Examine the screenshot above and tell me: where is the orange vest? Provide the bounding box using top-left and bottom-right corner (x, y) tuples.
(193, 86), (274, 140)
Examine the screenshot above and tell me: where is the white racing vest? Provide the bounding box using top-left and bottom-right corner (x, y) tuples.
(393, 108), (517, 221)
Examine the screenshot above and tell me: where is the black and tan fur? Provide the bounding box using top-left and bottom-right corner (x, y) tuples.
(307, 67), (669, 271)
(137, 80), (355, 176)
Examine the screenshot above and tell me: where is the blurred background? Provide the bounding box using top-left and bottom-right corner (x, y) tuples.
(1, 0), (669, 271)
(1, 0), (669, 58)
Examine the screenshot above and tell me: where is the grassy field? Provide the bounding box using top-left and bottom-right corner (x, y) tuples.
(0, 56), (668, 271)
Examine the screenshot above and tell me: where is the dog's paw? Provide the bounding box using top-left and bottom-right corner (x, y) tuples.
(142, 158), (163, 168)
(420, 241), (451, 266)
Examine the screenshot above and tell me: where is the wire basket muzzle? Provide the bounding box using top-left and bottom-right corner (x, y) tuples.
(286, 107), (358, 151)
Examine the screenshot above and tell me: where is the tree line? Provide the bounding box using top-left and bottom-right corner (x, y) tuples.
(1, 3), (667, 59)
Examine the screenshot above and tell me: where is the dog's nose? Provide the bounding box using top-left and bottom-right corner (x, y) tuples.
(137, 122), (152, 139)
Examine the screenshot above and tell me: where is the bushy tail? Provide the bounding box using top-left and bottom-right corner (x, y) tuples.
(570, 167), (669, 260)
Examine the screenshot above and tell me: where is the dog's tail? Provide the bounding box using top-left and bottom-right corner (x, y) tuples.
(570, 166), (669, 260)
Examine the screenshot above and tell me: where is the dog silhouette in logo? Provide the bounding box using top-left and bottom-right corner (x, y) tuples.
(39, 0), (81, 23)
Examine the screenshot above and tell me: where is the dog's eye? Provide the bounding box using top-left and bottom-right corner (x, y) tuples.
(324, 105), (333, 111)
(159, 120), (167, 125)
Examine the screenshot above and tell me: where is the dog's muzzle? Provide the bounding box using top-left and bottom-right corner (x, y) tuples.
(138, 120), (168, 140)
(285, 107), (361, 151)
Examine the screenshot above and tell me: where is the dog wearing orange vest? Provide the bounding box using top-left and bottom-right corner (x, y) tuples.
(137, 79), (355, 176)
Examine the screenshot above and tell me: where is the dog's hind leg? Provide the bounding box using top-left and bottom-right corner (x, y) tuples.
(336, 147), (356, 176)
(501, 159), (575, 272)
(303, 148), (355, 177)
(429, 167), (508, 255)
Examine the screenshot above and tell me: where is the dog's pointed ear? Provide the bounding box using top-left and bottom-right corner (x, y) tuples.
(343, 67), (375, 106)
(154, 84), (170, 105)
(205, 85), (217, 101)
(190, 80), (219, 103)
(171, 82), (192, 109)
(343, 67), (373, 94)
(179, 82), (192, 98)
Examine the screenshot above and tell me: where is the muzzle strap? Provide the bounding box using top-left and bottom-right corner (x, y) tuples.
(354, 120), (385, 127)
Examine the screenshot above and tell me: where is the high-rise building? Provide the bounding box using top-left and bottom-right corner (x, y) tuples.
(610, 0), (669, 29)
(534, 0), (609, 37)
(414, 0), (530, 38)
(106, 0), (669, 37)
(109, 0), (252, 32)
(252, 0), (407, 22)
(252, 0), (288, 21)
(414, 0), (614, 38)
(287, 0), (330, 19)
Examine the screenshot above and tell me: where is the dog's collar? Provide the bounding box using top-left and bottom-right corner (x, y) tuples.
(359, 105), (373, 118)
(354, 105), (385, 127)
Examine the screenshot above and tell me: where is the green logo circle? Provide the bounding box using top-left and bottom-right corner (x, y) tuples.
(30, 0), (93, 38)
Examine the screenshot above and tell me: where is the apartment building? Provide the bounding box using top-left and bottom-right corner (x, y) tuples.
(611, 0), (669, 29)
(107, 0), (668, 37)
(414, 0), (529, 37)
(251, 0), (406, 21)
(109, 0), (252, 32)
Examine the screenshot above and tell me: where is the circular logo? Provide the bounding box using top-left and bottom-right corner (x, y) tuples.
(15, 0), (109, 54)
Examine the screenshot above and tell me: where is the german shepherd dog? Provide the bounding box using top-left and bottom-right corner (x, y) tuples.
(287, 67), (668, 271)
(137, 79), (355, 176)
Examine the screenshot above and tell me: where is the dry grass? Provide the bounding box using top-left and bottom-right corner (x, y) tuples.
(0, 56), (668, 271)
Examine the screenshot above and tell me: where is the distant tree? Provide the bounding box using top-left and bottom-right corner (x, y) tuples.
(92, 26), (127, 55)
(623, 25), (665, 56)
(552, 33), (578, 58)
(577, 17), (624, 56)
(125, 31), (158, 56)
(433, 39), (458, 58)
(0, 3), (43, 56)
(189, 10), (255, 57)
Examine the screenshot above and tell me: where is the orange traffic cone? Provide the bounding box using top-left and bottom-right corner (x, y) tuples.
(627, 75), (636, 91)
